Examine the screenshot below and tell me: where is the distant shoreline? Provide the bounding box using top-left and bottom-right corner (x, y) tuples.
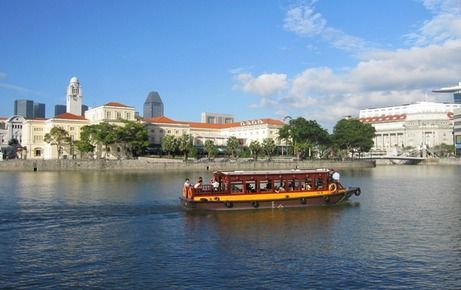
(0, 158), (376, 172)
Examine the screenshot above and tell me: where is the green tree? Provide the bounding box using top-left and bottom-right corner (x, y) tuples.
(204, 140), (217, 159)
(248, 140), (261, 161)
(44, 126), (71, 159)
(278, 117), (330, 160)
(178, 134), (193, 161)
(161, 135), (178, 158)
(261, 138), (277, 161)
(94, 122), (117, 159)
(226, 136), (239, 158)
(332, 118), (375, 158)
(115, 121), (149, 158)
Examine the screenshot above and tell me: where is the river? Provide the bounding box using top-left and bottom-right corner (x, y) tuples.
(1, 166), (460, 289)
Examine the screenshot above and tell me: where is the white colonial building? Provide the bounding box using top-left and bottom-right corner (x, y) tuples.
(359, 102), (461, 153)
(144, 116), (284, 147)
(20, 102), (136, 160)
(454, 108), (461, 156)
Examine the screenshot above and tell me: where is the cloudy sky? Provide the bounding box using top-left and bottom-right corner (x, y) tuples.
(1, 0), (461, 129)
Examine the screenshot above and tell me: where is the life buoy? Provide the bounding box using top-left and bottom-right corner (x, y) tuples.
(329, 183), (337, 192)
(300, 197), (307, 204)
(225, 201), (233, 208)
(251, 201), (259, 208)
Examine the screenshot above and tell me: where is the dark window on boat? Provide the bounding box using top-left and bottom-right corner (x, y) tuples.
(245, 181), (256, 193)
(231, 182), (243, 193)
(315, 178), (324, 190)
(259, 180), (273, 192)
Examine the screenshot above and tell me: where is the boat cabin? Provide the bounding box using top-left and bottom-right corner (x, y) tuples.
(192, 169), (340, 196)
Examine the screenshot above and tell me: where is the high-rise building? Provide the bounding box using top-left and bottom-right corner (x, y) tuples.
(66, 76), (83, 116)
(33, 103), (45, 118)
(201, 112), (234, 124)
(143, 91), (164, 119)
(81, 104), (89, 116)
(55, 105), (66, 116)
(14, 99), (34, 118)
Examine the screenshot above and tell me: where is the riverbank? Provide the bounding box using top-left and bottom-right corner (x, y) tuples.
(0, 158), (375, 172)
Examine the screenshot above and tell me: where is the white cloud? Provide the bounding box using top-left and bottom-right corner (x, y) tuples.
(405, 0), (461, 46)
(283, 3), (326, 36)
(0, 71), (6, 79)
(283, 2), (367, 52)
(234, 72), (288, 97)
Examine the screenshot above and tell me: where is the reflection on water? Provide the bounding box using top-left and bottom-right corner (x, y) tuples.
(1, 166), (461, 289)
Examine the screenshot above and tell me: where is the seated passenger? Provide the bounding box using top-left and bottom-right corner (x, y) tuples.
(194, 176), (203, 189)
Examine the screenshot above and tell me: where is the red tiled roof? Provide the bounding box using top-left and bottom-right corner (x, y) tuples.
(145, 116), (284, 129)
(359, 114), (407, 123)
(104, 102), (130, 108)
(54, 112), (87, 120)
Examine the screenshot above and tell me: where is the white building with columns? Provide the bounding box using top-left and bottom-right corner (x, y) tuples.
(359, 102), (461, 153)
(144, 116), (284, 147)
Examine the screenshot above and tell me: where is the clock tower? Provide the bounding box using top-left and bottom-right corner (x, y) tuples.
(66, 76), (83, 116)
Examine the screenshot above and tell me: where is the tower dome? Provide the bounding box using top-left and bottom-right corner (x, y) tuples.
(70, 76), (79, 83)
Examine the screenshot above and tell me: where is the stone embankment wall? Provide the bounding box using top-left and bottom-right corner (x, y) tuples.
(0, 158), (375, 172)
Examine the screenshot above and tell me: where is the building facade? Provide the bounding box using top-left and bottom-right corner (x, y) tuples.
(143, 91), (164, 119)
(360, 102), (461, 153)
(145, 116), (284, 147)
(454, 108), (461, 156)
(19, 102), (136, 160)
(200, 112), (234, 124)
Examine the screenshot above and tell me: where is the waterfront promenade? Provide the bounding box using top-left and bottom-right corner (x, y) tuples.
(0, 158), (375, 172)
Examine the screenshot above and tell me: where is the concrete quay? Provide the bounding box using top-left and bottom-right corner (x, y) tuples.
(0, 158), (376, 172)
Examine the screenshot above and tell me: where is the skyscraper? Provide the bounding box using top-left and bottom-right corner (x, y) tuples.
(14, 99), (34, 118)
(66, 76), (83, 116)
(33, 103), (45, 118)
(143, 91), (164, 119)
(55, 104), (66, 116)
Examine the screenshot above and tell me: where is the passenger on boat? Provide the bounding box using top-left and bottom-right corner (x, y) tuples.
(194, 177), (203, 189)
(184, 178), (191, 188)
(212, 179), (219, 190)
(274, 186), (285, 193)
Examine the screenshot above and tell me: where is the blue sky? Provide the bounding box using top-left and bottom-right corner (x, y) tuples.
(1, 0), (461, 129)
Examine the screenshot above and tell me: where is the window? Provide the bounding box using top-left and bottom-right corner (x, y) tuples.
(35, 148), (41, 157)
(117, 112), (122, 120)
(106, 111), (111, 119)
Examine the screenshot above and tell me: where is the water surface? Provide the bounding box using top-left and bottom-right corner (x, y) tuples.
(1, 166), (460, 289)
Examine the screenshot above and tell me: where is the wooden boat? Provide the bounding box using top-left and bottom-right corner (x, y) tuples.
(180, 169), (361, 211)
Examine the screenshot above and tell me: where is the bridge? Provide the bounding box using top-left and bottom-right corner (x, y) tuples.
(364, 155), (426, 165)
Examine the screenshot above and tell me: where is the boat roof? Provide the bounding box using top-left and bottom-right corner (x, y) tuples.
(215, 169), (332, 176)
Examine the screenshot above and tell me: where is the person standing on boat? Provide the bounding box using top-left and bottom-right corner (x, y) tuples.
(194, 176), (203, 189)
(184, 178), (191, 188)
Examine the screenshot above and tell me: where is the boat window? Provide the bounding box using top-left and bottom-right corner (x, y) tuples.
(245, 181), (256, 193)
(304, 178), (313, 190)
(315, 178), (324, 190)
(231, 182), (243, 193)
(259, 180), (273, 192)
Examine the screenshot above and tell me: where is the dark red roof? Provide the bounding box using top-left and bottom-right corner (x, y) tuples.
(54, 112), (87, 120)
(104, 102), (130, 108)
